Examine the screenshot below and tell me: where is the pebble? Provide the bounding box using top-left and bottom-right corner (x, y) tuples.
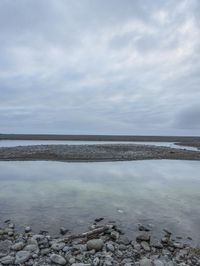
(93, 257), (100, 266)
(137, 232), (150, 242)
(153, 259), (165, 266)
(50, 254), (67, 265)
(72, 263), (92, 266)
(60, 227), (68, 235)
(139, 258), (153, 266)
(15, 250), (31, 264)
(106, 243), (115, 252)
(86, 239), (104, 251)
(24, 244), (39, 253)
(11, 242), (24, 251)
(110, 230), (119, 241)
(0, 240), (12, 257)
(141, 241), (151, 252)
(25, 226), (32, 233)
(0, 255), (15, 265)
(51, 242), (65, 251)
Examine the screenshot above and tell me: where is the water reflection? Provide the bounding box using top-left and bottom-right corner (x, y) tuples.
(0, 160), (200, 244)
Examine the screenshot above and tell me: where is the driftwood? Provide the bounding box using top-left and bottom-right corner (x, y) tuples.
(58, 224), (114, 243)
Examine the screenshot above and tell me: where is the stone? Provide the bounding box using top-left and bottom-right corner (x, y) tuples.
(72, 263), (92, 266)
(119, 244), (127, 250)
(8, 223), (15, 229)
(40, 248), (50, 255)
(106, 243), (115, 252)
(51, 242), (65, 251)
(133, 242), (141, 251)
(28, 238), (38, 246)
(7, 231), (14, 236)
(93, 257), (100, 266)
(136, 232), (150, 242)
(139, 258), (153, 266)
(60, 227), (68, 235)
(11, 242), (24, 251)
(141, 241), (151, 252)
(0, 255), (15, 265)
(32, 234), (44, 241)
(24, 244), (39, 253)
(63, 245), (71, 252)
(161, 237), (169, 244)
(138, 224), (151, 232)
(173, 242), (184, 249)
(15, 250), (31, 264)
(87, 239), (104, 251)
(95, 217), (104, 222)
(151, 239), (163, 249)
(25, 226), (31, 233)
(50, 254), (67, 265)
(0, 240), (12, 257)
(153, 260), (165, 266)
(119, 236), (131, 245)
(110, 231), (119, 241)
(69, 257), (76, 264)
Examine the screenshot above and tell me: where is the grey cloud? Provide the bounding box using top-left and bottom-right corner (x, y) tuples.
(176, 105), (200, 129)
(0, 0), (199, 135)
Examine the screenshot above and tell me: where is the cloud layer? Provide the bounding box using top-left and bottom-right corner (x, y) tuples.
(0, 0), (200, 135)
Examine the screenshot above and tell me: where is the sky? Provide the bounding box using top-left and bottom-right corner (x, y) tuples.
(0, 0), (200, 136)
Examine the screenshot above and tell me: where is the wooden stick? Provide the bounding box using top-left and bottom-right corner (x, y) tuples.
(58, 224), (114, 243)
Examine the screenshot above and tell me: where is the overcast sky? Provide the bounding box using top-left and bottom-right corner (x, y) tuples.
(0, 0), (200, 135)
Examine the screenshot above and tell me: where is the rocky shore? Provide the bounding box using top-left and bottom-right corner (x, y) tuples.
(0, 220), (199, 266)
(0, 144), (200, 162)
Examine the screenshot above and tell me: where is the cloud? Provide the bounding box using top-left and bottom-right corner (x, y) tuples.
(0, 0), (199, 135)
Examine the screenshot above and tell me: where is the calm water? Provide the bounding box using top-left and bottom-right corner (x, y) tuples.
(0, 160), (200, 243)
(0, 140), (198, 151)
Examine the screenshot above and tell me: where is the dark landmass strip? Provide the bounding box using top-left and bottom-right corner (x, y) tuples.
(0, 144), (200, 162)
(1, 133), (200, 142)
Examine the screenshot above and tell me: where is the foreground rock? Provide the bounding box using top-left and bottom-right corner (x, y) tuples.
(0, 221), (200, 265)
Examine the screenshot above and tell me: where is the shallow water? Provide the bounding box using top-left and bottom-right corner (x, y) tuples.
(0, 160), (200, 244)
(0, 140), (198, 151)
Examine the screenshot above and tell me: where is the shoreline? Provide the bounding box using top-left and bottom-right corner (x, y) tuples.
(0, 144), (200, 162)
(0, 220), (199, 265)
(1, 134), (200, 147)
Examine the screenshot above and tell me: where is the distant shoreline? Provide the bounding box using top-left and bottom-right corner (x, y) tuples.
(0, 134), (200, 162)
(1, 133), (200, 142)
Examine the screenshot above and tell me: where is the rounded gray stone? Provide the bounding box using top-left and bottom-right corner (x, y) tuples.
(11, 242), (24, 251)
(50, 254), (66, 265)
(15, 250), (31, 264)
(51, 242), (65, 251)
(153, 260), (165, 266)
(87, 239), (104, 251)
(0, 255), (15, 265)
(140, 258), (153, 266)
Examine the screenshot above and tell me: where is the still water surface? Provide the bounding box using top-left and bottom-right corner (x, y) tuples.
(0, 160), (200, 243)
